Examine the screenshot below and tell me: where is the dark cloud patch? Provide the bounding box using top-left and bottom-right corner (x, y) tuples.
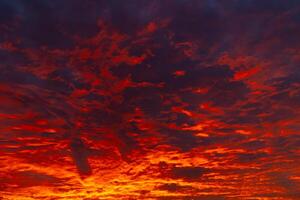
(116, 130), (139, 162)
(170, 166), (209, 180)
(269, 72), (300, 89)
(208, 80), (249, 107)
(122, 87), (170, 119)
(236, 152), (268, 163)
(48, 68), (89, 90)
(85, 109), (122, 125)
(0, 68), (72, 94)
(161, 129), (201, 151)
(223, 113), (260, 125)
(0, 170), (62, 188)
(203, 133), (247, 147)
(155, 0), (225, 51)
(70, 138), (92, 177)
(9, 0), (72, 48)
(165, 65), (235, 93)
(269, 171), (300, 198)
(0, 0), (21, 25)
(157, 195), (226, 200)
(106, 0), (157, 34)
(241, 140), (266, 151)
(232, 0), (299, 13)
(261, 107), (297, 123)
(45, 0), (104, 38)
(157, 183), (196, 192)
(270, 135), (300, 156)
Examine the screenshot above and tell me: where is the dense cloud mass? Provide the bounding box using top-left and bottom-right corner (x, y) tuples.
(0, 0), (300, 199)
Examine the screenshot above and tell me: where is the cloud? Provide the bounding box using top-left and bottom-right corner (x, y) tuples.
(1, 0), (300, 199)
(170, 166), (209, 180)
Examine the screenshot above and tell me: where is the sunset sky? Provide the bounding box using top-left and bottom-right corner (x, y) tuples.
(1, 0), (300, 199)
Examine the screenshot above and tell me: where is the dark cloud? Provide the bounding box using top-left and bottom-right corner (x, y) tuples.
(157, 195), (227, 200)
(161, 129), (201, 151)
(0, 170), (62, 188)
(157, 183), (196, 192)
(70, 138), (92, 177)
(236, 152), (268, 163)
(170, 166), (209, 180)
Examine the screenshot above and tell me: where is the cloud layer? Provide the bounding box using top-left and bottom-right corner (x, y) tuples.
(0, 0), (300, 199)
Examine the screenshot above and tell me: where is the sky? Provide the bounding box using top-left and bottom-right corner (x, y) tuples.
(0, 0), (300, 199)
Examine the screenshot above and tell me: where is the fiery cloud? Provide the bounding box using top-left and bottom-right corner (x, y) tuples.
(0, 0), (300, 199)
